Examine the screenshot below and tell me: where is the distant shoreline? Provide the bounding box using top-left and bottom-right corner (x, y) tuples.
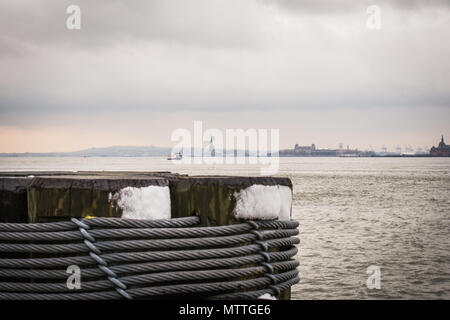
(0, 145), (441, 158)
(280, 154), (433, 158)
(0, 154), (446, 158)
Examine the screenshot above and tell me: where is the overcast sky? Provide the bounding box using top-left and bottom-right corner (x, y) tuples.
(0, 0), (449, 152)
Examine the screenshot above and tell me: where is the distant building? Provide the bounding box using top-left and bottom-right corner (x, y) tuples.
(293, 143), (316, 155)
(279, 143), (375, 157)
(430, 135), (450, 156)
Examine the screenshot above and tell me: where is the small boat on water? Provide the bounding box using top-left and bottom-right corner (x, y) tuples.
(167, 151), (183, 160)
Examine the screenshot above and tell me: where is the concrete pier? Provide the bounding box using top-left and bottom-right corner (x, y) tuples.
(0, 177), (30, 223)
(1, 171), (292, 225)
(0, 171), (294, 299)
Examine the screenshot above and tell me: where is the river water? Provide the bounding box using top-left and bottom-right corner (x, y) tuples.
(0, 157), (449, 299)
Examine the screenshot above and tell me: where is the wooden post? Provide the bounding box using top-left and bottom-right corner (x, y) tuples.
(27, 175), (169, 222)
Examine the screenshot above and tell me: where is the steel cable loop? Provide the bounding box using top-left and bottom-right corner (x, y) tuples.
(0, 265), (301, 293)
(0, 216), (200, 233)
(0, 221), (77, 233)
(271, 260), (299, 272)
(0, 235), (299, 255)
(95, 242), (297, 266)
(0, 222), (298, 243)
(0, 290), (121, 300)
(0, 258), (299, 282)
(272, 269), (299, 283)
(0, 255), (264, 280)
(5, 268), (265, 293)
(90, 223), (251, 239)
(83, 216), (200, 229)
(0, 244), (298, 269)
(209, 277), (301, 300)
(0, 217), (297, 236)
(0, 221), (299, 243)
(0, 245), (263, 268)
(0, 270), (300, 300)
(94, 234), (258, 252)
(268, 247), (298, 261)
(0, 233), (259, 254)
(260, 229), (299, 239)
(267, 237), (300, 249)
(71, 218), (132, 300)
(0, 243), (89, 254)
(254, 220), (299, 230)
(0, 254), (94, 268)
(0, 223), (254, 242)
(126, 270), (295, 299)
(0, 230), (84, 242)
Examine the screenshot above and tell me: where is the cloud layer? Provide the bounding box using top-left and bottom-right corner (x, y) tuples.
(0, 0), (449, 152)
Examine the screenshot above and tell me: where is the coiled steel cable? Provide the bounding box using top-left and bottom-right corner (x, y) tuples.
(0, 258), (299, 280)
(0, 226), (298, 242)
(0, 235), (300, 254)
(0, 265), (300, 293)
(0, 216), (300, 300)
(0, 216), (201, 232)
(0, 270), (300, 300)
(0, 243), (298, 268)
(210, 277), (301, 300)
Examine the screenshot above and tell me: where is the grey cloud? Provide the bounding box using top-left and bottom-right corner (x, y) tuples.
(0, 0), (449, 123)
(3, 0), (446, 54)
(263, 0), (450, 13)
(0, 0), (269, 52)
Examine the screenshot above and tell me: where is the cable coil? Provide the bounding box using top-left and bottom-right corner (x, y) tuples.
(0, 216), (299, 300)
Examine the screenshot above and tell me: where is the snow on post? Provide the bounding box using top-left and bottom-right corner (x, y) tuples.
(111, 186), (171, 220)
(233, 184), (292, 221)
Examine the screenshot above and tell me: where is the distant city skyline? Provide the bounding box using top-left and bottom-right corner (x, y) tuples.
(0, 133), (446, 155)
(0, 1), (449, 153)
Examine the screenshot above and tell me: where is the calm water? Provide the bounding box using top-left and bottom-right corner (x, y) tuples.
(1, 157), (449, 299)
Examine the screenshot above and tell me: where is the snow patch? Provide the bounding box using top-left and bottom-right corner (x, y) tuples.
(233, 184), (292, 221)
(111, 186), (171, 220)
(258, 293), (277, 300)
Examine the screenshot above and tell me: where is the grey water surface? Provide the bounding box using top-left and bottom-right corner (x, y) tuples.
(1, 157), (448, 299)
